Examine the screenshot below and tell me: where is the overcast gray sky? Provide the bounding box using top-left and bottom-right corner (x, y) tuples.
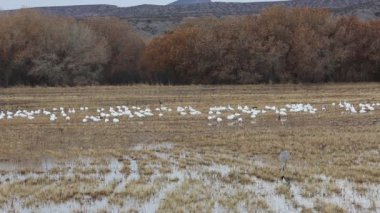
(0, 0), (280, 10)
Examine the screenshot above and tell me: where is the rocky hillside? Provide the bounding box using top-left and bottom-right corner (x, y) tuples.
(5, 0), (380, 38)
(169, 0), (212, 5)
(33, 0), (377, 18)
(335, 0), (380, 19)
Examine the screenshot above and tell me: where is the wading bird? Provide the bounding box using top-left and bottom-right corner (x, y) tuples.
(279, 150), (291, 185)
(279, 150), (290, 173)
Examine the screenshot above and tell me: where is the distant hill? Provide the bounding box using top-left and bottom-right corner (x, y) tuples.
(3, 0), (379, 38)
(169, 0), (212, 5)
(335, 0), (380, 19)
(21, 0), (379, 19)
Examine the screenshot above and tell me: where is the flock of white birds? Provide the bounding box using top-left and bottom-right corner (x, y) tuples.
(0, 101), (379, 124)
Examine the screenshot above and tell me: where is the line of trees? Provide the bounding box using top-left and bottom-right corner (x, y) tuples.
(0, 7), (379, 87)
(142, 7), (380, 84)
(0, 10), (144, 87)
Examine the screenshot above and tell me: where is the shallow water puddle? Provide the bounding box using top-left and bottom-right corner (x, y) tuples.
(1, 154), (380, 212)
(0, 157), (57, 173)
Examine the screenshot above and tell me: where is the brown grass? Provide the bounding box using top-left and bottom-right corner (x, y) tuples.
(276, 184), (293, 200)
(315, 202), (346, 213)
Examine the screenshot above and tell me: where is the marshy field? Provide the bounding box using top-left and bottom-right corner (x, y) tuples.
(0, 84), (379, 212)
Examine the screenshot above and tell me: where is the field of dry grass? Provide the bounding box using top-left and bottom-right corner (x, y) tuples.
(0, 84), (379, 212)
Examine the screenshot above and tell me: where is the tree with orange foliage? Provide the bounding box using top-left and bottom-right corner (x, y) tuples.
(255, 6), (336, 82)
(83, 17), (145, 84)
(0, 9), (110, 86)
(0, 10), (46, 86)
(332, 17), (380, 81)
(141, 23), (200, 84)
(142, 6), (380, 84)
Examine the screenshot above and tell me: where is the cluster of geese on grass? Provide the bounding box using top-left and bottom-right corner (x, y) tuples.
(207, 103), (318, 125)
(0, 101), (379, 124)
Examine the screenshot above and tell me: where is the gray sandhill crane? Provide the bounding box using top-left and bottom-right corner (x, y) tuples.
(279, 150), (290, 173)
(279, 150), (290, 185)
